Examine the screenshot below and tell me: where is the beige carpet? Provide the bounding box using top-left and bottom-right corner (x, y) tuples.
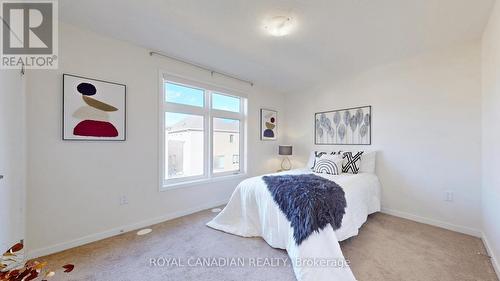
(39, 209), (498, 281)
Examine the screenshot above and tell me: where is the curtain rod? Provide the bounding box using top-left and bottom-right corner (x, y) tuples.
(149, 51), (254, 87)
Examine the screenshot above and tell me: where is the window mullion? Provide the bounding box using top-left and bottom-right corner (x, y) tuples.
(165, 103), (205, 115)
(239, 98), (245, 174)
(206, 90), (212, 179)
(211, 109), (243, 120)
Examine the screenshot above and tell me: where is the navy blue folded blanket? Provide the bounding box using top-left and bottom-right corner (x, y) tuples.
(262, 174), (347, 246)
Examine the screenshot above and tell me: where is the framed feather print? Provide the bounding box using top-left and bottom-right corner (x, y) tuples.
(315, 106), (371, 145)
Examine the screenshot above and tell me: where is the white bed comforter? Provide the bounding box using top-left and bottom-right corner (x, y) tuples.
(207, 169), (381, 281)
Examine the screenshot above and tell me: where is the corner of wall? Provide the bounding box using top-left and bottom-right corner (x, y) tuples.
(482, 232), (500, 278)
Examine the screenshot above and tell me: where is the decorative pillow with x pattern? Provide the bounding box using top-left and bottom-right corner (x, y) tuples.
(342, 151), (364, 174)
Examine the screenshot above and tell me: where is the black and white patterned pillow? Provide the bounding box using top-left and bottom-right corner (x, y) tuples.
(342, 151), (364, 174)
(310, 150), (343, 169)
(313, 158), (342, 175)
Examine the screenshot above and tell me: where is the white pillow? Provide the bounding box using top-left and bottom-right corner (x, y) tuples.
(359, 151), (377, 173)
(307, 151), (316, 169)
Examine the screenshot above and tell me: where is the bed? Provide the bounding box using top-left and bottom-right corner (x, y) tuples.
(207, 166), (381, 281)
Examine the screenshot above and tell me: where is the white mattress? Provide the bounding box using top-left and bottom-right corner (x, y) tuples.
(207, 169), (382, 281)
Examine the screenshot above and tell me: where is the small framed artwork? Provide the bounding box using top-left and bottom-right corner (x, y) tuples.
(260, 108), (277, 141)
(315, 105), (371, 145)
(63, 74), (126, 141)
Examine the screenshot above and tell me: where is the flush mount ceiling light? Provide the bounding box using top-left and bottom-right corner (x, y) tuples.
(263, 15), (295, 37)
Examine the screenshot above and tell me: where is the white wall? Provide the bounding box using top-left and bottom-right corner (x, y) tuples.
(0, 69), (26, 252)
(481, 0), (500, 273)
(26, 23), (285, 257)
(285, 42), (482, 236)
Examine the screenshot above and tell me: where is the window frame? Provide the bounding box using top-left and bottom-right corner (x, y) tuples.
(159, 72), (247, 191)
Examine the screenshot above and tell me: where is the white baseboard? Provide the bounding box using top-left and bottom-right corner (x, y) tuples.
(28, 199), (228, 259)
(381, 208), (482, 238)
(482, 232), (500, 279)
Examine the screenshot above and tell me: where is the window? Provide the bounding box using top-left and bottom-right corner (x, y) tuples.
(213, 118), (240, 173)
(232, 154), (240, 164)
(160, 75), (246, 189)
(165, 112), (204, 179)
(212, 93), (240, 112)
(165, 82), (204, 107)
(214, 155), (225, 170)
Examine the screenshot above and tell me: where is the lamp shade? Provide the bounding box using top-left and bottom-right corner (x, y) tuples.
(278, 145), (293, 156)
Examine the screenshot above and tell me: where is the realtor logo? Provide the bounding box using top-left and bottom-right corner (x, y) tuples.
(1, 0), (58, 69)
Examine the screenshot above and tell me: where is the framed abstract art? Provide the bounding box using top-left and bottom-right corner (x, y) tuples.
(63, 74), (126, 141)
(260, 108), (277, 141)
(315, 106), (371, 145)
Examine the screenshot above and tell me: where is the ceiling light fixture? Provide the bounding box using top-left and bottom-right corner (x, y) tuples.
(264, 16), (295, 37)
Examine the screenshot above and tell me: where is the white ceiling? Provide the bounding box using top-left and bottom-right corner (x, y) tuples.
(59, 0), (495, 94)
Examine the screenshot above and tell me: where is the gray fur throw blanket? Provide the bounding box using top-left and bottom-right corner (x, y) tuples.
(262, 174), (347, 245)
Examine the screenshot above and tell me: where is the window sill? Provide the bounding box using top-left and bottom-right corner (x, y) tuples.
(160, 173), (247, 192)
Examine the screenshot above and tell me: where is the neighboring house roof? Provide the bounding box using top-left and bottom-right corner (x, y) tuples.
(167, 115), (239, 133)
